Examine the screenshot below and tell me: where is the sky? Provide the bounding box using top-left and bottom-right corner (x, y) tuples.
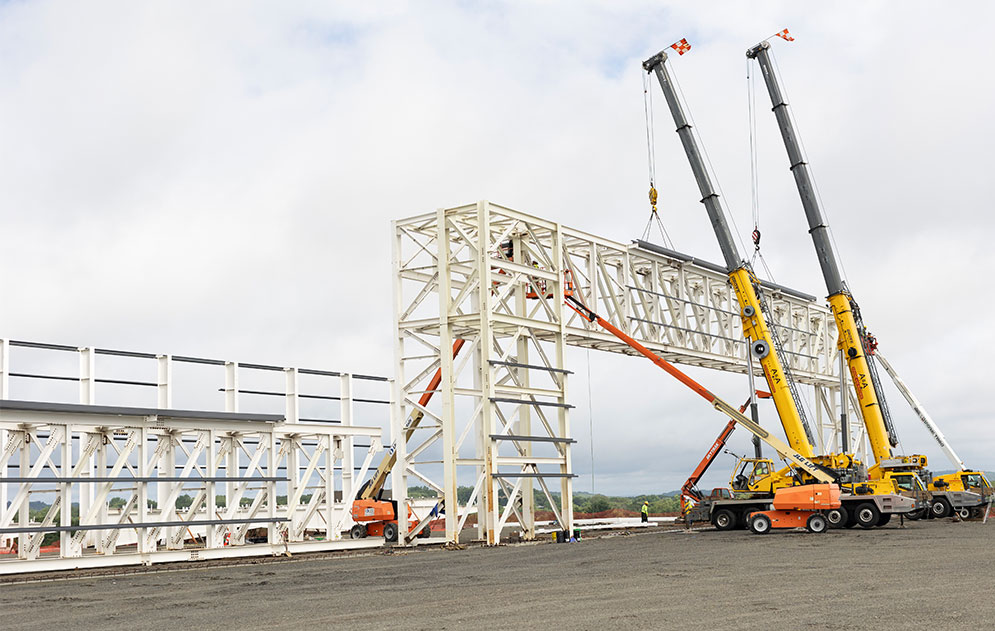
(1, 1), (993, 495)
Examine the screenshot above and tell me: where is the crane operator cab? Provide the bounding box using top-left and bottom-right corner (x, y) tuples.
(730, 458), (775, 495)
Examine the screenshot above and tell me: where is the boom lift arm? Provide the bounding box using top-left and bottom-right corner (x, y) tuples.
(565, 294), (835, 484)
(681, 392), (771, 512)
(357, 339), (466, 501)
(642, 49), (817, 459)
(873, 350), (965, 471)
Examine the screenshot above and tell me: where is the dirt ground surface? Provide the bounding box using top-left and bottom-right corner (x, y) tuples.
(4, 519), (994, 631)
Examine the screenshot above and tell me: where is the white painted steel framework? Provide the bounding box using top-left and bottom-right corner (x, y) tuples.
(392, 201), (866, 545)
(0, 340), (386, 574)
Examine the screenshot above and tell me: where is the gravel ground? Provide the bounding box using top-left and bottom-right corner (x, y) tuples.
(4, 519), (994, 630)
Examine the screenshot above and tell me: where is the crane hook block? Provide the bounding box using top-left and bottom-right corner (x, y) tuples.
(648, 186), (658, 211)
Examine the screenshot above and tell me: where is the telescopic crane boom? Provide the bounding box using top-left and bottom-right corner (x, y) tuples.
(642, 49), (817, 460)
(746, 41), (899, 468)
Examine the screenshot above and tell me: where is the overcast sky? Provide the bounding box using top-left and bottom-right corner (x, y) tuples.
(1, 2), (993, 495)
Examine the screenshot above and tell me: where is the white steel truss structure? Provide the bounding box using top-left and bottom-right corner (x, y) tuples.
(0, 340), (385, 574)
(393, 201), (867, 545)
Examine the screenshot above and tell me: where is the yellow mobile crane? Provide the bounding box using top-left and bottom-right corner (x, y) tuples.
(746, 39), (982, 521)
(642, 47), (916, 528)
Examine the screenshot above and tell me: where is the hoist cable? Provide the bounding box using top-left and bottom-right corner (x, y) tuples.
(642, 72), (657, 188)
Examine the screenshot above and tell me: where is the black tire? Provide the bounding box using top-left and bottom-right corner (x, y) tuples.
(806, 513), (828, 533)
(350, 524), (367, 539)
(844, 506), (859, 528)
(826, 507), (848, 529)
(383, 522), (398, 542)
(930, 498), (952, 519)
(970, 507), (984, 520)
(749, 513), (772, 535)
(855, 502), (880, 529)
(877, 513), (892, 527)
(712, 509), (737, 531)
(417, 526), (431, 539)
(905, 508), (926, 521)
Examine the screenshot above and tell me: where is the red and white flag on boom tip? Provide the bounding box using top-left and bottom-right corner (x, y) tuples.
(670, 38), (691, 55)
(775, 28), (794, 42)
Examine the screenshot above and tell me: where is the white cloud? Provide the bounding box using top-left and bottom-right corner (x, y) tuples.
(1, 1), (992, 493)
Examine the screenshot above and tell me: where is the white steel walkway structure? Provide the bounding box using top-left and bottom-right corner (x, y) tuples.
(392, 201), (867, 545)
(0, 339), (386, 574)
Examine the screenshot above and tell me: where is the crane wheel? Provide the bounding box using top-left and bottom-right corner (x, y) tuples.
(712, 509), (737, 531)
(748, 513), (771, 535)
(877, 513), (892, 527)
(350, 524), (367, 539)
(904, 508), (926, 521)
(825, 507), (848, 529)
(930, 498), (952, 519)
(806, 513), (828, 533)
(383, 522), (398, 543)
(854, 502), (880, 529)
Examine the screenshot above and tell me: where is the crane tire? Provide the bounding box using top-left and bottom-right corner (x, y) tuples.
(877, 513), (892, 527)
(905, 508), (926, 520)
(749, 513), (772, 535)
(930, 498), (952, 519)
(712, 509), (736, 531)
(826, 507), (847, 529)
(855, 502), (880, 529)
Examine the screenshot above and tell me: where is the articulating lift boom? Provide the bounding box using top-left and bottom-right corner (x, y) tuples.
(350, 339), (466, 542)
(565, 294), (834, 484)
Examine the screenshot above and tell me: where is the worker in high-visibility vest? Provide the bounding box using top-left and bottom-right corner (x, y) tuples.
(641, 501), (649, 523)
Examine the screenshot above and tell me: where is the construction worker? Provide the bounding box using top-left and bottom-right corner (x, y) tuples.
(641, 501), (649, 523)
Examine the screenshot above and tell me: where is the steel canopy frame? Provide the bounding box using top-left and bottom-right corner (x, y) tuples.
(392, 201), (865, 546)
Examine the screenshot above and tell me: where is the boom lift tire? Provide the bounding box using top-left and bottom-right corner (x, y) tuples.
(350, 524), (367, 539)
(854, 502), (880, 529)
(806, 513), (828, 533)
(930, 497), (952, 519)
(825, 506), (848, 529)
(383, 522), (398, 543)
(712, 508), (737, 531)
(748, 513), (772, 535)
